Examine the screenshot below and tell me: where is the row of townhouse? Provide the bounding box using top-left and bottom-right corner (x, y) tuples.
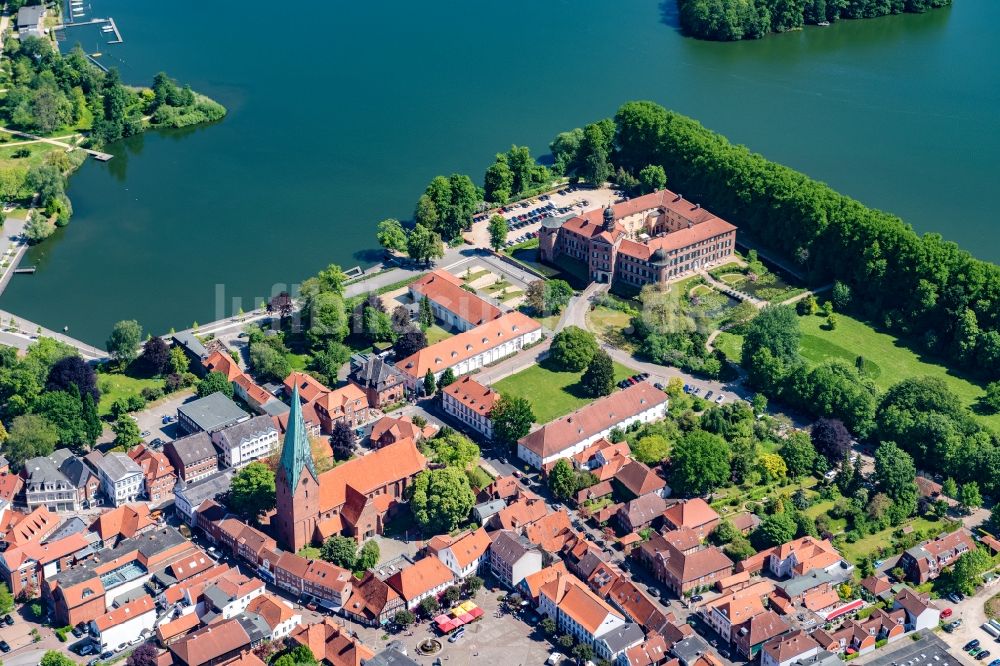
(0, 502), (160, 600)
(15, 447), (167, 512)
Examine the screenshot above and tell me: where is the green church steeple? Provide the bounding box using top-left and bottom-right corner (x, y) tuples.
(279, 386), (317, 491)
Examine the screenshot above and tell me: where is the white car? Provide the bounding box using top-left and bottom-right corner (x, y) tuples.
(715, 394), (725, 404)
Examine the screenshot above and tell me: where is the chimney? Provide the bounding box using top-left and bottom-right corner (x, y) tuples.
(687, 222), (693, 230)
(695, 203), (701, 210)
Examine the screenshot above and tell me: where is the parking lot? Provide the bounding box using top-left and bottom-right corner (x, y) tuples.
(131, 389), (197, 445)
(864, 633), (965, 666)
(466, 186), (618, 249)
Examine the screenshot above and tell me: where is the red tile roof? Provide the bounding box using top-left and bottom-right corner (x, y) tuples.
(663, 499), (720, 531)
(519, 382), (667, 459)
(443, 375), (498, 417)
(396, 312), (540, 380)
(410, 270), (503, 327)
(94, 595), (155, 631)
(318, 438), (426, 512)
(386, 557), (454, 602)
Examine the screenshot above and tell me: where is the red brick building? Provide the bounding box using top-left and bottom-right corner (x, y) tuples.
(274, 388), (426, 552)
(539, 189), (737, 286)
(128, 445), (176, 503)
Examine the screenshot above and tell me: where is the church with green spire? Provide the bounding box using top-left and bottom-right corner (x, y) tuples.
(274, 386), (321, 551)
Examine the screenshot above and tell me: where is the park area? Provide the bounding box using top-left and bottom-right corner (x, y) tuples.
(493, 359), (635, 423)
(713, 311), (999, 431)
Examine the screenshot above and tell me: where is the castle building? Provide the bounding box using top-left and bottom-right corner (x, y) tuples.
(274, 387), (427, 552)
(538, 188), (737, 286)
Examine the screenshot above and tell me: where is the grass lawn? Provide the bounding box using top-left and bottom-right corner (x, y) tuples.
(287, 352), (309, 371)
(839, 516), (944, 565)
(587, 305), (635, 350)
(0, 140), (67, 171)
(493, 360), (635, 423)
(297, 546), (322, 559)
(461, 269), (490, 283)
(797, 312), (1000, 431)
(97, 374), (165, 415)
(425, 324), (453, 345)
(714, 331), (743, 363)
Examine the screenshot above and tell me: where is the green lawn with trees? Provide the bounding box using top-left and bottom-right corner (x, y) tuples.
(493, 359), (634, 423)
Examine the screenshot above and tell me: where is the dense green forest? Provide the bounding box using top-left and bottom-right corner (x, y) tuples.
(677, 0), (952, 41)
(549, 101), (1000, 382)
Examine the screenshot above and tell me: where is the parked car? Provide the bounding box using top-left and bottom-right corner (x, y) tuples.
(646, 586), (659, 597)
(690, 594), (704, 602)
(965, 640), (981, 651)
(448, 628), (465, 643)
(1, 614), (12, 626)
(0, 641), (10, 653)
(715, 395), (725, 404)
(941, 608), (953, 619)
(976, 651), (991, 661)
(949, 592), (965, 603)
(986, 659), (1000, 666)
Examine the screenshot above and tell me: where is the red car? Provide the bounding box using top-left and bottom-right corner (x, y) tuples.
(941, 608), (953, 619)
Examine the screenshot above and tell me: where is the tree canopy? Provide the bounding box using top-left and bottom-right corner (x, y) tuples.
(669, 429), (731, 496)
(549, 326), (598, 372)
(228, 462), (276, 523)
(410, 467), (475, 533)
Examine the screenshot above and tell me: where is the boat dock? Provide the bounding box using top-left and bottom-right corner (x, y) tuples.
(13, 267), (36, 274)
(0, 128), (112, 162)
(55, 16), (123, 46)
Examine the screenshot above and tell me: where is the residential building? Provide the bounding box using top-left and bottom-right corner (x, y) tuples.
(175, 470), (233, 525)
(395, 311), (542, 391)
(369, 415), (422, 449)
(173, 332), (211, 375)
(766, 536), (848, 579)
(621, 635), (673, 666)
(365, 647), (420, 666)
(538, 570), (627, 657)
(662, 499), (720, 538)
(0, 528), (91, 599)
(342, 571), (404, 626)
(434, 527), (491, 578)
(19, 450), (98, 512)
(47, 526), (199, 626)
(290, 618), (375, 666)
(274, 389), (426, 551)
(88, 594), (156, 653)
(899, 529), (975, 584)
(385, 556), (455, 609)
(349, 353), (406, 409)
(731, 610), (791, 659)
(473, 499), (506, 524)
(166, 432), (221, 483)
(489, 530), (542, 589)
(170, 618), (252, 666)
(127, 445), (176, 503)
(15, 4), (45, 37)
(760, 630), (822, 666)
(597, 623), (647, 662)
(537, 189), (737, 286)
(89, 503), (157, 548)
(314, 383), (372, 433)
(574, 439), (632, 482)
(212, 415), (280, 468)
(90, 452), (144, 506)
(246, 591), (299, 640)
(177, 392), (250, 434)
(893, 587), (940, 631)
(441, 375), (498, 440)
(408, 270), (503, 331)
(518, 382), (668, 469)
(860, 574), (894, 603)
(617, 494), (667, 533)
(284, 372), (332, 403)
(303, 558), (355, 611)
(615, 460), (668, 499)
(640, 531), (734, 595)
(203, 570), (266, 619)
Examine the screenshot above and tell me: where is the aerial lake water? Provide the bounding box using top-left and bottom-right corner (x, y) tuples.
(3, 0), (998, 345)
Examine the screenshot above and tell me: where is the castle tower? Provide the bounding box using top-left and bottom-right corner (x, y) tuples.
(274, 386), (320, 551)
(603, 205), (615, 231)
(538, 215), (565, 263)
